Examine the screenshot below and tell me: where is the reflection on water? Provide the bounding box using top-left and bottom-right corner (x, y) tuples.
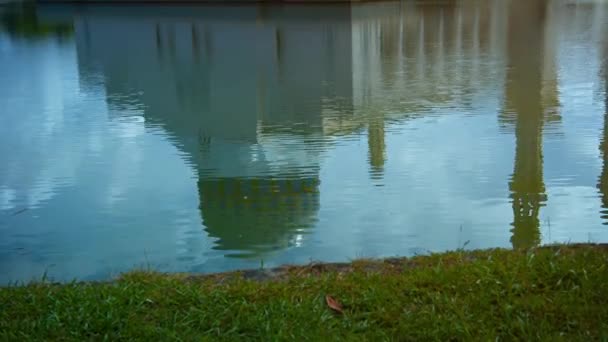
(0, 2), (72, 40)
(1, 1), (607, 283)
(502, 0), (552, 249)
(598, 39), (608, 224)
(72, 5), (349, 257)
(199, 177), (319, 257)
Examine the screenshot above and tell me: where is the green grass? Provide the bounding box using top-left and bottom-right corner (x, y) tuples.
(2, 245), (608, 341)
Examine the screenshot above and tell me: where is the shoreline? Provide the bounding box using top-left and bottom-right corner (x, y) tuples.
(170, 243), (608, 283)
(2, 243), (607, 339)
(5, 243), (608, 286)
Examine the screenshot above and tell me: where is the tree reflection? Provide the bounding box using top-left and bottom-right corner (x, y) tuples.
(0, 2), (73, 40)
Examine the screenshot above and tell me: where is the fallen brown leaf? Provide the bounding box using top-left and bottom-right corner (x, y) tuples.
(325, 295), (343, 314)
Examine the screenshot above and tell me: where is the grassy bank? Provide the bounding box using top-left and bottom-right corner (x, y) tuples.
(1, 245), (608, 340)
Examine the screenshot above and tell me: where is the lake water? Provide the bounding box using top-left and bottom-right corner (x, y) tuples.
(1, 0), (607, 283)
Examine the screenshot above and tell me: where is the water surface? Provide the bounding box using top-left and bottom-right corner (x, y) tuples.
(1, 0), (607, 283)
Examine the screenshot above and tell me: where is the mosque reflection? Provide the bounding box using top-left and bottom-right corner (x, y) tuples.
(70, 5), (350, 256)
(23, 0), (587, 256)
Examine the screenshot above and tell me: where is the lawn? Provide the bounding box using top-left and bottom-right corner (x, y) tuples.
(1, 244), (607, 340)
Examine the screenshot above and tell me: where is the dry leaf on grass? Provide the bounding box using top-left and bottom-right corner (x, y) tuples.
(325, 295), (343, 314)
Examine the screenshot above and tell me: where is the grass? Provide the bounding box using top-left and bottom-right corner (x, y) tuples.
(1, 244), (608, 340)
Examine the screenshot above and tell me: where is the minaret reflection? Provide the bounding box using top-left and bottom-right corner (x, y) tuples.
(597, 39), (608, 223)
(503, 0), (549, 249)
